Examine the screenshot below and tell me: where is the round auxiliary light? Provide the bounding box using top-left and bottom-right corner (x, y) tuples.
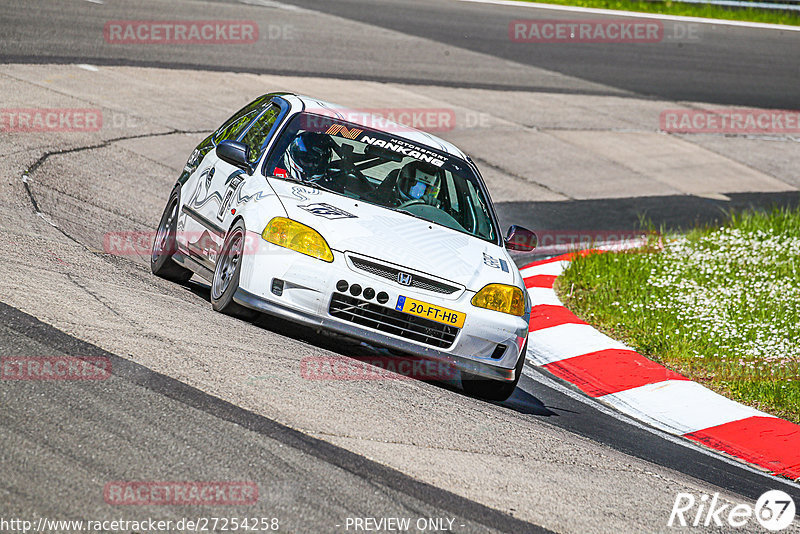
(336, 280), (349, 293)
(376, 292), (389, 304)
(349, 284), (362, 297)
(363, 287), (376, 300)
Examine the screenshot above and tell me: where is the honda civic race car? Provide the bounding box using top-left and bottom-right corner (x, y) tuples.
(151, 93), (537, 401)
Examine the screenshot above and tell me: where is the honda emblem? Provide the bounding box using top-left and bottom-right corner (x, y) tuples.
(397, 272), (412, 286)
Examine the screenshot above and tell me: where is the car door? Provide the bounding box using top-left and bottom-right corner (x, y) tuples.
(187, 103), (282, 267)
(181, 100), (269, 267)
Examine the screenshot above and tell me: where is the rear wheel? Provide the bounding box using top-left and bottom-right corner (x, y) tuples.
(210, 220), (258, 320)
(151, 189), (193, 283)
(461, 338), (528, 402)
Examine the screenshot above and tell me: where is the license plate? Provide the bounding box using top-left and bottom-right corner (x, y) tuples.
(395, 296), (465, 328)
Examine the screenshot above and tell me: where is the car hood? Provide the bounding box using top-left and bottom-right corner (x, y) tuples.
(268, 178), (518, 291)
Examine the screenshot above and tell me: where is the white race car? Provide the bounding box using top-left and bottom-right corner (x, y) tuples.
(152, 93), (537, 401)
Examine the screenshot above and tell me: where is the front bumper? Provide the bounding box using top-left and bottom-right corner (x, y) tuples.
(235, 232), (529, 381)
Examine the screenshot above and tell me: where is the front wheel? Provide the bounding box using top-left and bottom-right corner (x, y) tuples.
(210, 220), (258, 320)
(461, 338), (528, 402)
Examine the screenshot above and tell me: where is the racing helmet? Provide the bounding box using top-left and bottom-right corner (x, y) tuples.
(397, 161), (441, 202)
(285, 131), (332, 180)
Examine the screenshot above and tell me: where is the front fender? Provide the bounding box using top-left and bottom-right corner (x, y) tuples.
(221, 175), (287, 237)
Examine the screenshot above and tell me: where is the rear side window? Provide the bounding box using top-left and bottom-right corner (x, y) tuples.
(238, 105), (281, 163)
(213, 95), (271, 145)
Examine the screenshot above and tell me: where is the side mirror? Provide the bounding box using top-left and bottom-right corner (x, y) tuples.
(216, 140), (253, 173)
(505, 225), (537, 252)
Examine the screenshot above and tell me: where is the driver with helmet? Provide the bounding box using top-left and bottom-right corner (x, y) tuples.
(282, 131), (333, 182)
(394, 160), (442, 207)
(280, 131), (442, 209)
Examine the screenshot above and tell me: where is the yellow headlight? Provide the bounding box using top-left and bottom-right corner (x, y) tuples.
(261, 217), (334, 263)
(471, 284), (525, 316)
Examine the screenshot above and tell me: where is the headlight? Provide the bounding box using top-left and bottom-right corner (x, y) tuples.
(471, 284), (525, 316)
(261, 217), (334, 263)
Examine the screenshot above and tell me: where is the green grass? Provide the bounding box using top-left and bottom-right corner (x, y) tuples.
(556, 206), (800, 423)
(517, 0), (800, 26)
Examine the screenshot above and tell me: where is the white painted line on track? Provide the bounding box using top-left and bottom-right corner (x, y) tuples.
(458, 0), (800, 31)
(519, 260), (569, 278)
(527, 287), (562, 306)
(528, 323), (629, 365)
(599, 379), (773, 435)
(520, 251), (800, 481)
(521, 362), (800, 489)
(239, 0), (302, 10)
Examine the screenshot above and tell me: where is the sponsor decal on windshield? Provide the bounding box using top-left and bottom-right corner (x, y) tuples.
(359, 135), (448, 168)
(325, 124), (363, 140)
(299, 203), (357, 220)
(304, 108), (458, 133)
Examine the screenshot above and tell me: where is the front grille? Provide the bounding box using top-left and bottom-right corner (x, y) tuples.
(329, 293), (459, 349)
(349, 256), (460, 295)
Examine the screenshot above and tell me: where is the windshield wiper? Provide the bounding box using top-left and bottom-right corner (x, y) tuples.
(388, 206), (430, 223)
(273, 174), (334, 193)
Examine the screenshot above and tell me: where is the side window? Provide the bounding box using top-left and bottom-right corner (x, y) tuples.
(212, 95), (271, 145)
(238, 105), (281, 164)
(464, 181), (493, 240)
(444, 172), (458, 211)
(214, 109), (261, 144)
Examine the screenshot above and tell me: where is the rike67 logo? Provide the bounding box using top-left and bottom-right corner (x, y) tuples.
(669, 490), (796, 531)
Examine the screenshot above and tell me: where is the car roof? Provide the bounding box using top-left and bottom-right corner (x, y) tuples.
(282, 94), (469, 161)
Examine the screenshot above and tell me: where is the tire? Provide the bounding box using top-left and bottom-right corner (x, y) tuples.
(151, 188), (193, 283)
(461, 338), (528, 402)
(210, 220), (258, 320)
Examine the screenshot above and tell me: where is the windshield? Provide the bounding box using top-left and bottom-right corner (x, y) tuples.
(265, 112), (498, 243)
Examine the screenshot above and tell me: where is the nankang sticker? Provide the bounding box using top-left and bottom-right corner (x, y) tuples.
(325, 124), (363, 140)
(483, 252), (509, 273)
(299, 203), (357, 220)
(359, 134), (447, 168)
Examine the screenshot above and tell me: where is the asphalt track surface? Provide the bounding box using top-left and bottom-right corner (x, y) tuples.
(264, 0), (800, 109)
(2, 0), (800, 532)
(2, 0), (799, 107)
(2, 0), (799, 237)
(0, 302), (542, 534)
